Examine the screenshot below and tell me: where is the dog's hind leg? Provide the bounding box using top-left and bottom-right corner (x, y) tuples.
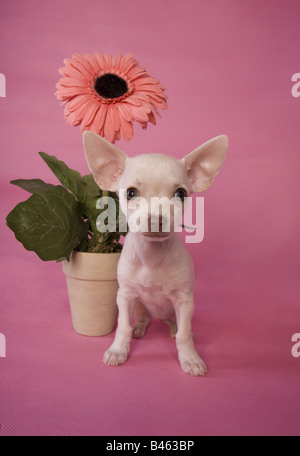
(133, 302), (151, 338)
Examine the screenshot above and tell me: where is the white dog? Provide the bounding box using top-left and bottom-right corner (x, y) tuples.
(84, 132), (227, 376)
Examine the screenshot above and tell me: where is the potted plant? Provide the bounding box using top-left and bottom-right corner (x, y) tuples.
(6, 51), (167, 337)
(6, 151), (127, 335)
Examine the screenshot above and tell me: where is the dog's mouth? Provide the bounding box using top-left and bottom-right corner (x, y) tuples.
(142, 232), (172, 240)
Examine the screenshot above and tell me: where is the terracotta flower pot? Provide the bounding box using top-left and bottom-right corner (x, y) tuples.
(62, 251), (120, 336)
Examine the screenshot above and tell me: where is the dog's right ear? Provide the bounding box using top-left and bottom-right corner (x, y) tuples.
(183, 135), (228, 193)
(83, 131), (127, 191)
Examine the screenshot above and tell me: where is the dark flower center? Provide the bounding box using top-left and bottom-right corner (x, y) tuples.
(94, 73), (128, 99)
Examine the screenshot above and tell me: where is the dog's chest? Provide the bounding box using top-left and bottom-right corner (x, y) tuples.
(132, 266), (175, 318)
(118, 235), (193, 319)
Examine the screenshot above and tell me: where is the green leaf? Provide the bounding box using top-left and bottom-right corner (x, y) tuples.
(38, 152), (126, 248)
(38, 153), (100, 236)
(6, 186), (88, 261)
(10, 178), (55, 193)
(38, 152), (87, 204)
(81, 174), (101, 198)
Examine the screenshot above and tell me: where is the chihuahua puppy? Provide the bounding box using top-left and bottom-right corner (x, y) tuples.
(84, 132), (227, 376)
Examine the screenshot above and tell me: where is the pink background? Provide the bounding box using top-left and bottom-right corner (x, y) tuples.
(1, 0), (300, 436)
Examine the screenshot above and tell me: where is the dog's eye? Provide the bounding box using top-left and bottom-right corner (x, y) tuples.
(174, 188), (187, 202)
(127, 187), (140, 200)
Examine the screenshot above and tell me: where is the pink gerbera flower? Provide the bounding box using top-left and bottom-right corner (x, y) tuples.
(55, 53), (167, 143)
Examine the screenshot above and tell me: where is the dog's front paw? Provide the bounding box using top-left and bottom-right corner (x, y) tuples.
(103, 347), (128, 366)
(179, 353), (207, 377)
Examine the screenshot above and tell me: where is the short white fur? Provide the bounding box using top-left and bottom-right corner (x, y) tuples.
(84, 132), (227, 376)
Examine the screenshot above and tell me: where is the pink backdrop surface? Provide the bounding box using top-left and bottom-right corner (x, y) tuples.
(1, 0), (300, 436)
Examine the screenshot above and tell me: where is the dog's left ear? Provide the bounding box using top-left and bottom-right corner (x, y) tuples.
(83, 131), (127, 191)
(183, 135), (228, 193)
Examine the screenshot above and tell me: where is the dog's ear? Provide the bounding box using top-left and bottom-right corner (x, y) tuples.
(183, 135), (228, 193)
(83, 131), (127, 191)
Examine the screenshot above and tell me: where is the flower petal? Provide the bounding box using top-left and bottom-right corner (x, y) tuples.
(104, 109), (116, 142)
(94, 52), (106, 72)
(63, 57), (88, 78)
(124, 95), (142, 107)
(72, 98), (96, 124)
(71, 54), (95, 77)
(118, 54), (137, 76)
(129, 105), (149, 123)
(82, 53), (100, 74)
(81, 102), (100, 129)
(132, 94), (152, 108)
(120, 119), (134, 141)
(58, 65), (85, 80)
(65, 109), (81, 126)
(134, 82), (166, 93)
(127, 66), (148, 81)
(103, 53), (114, 73)
(116, 102), (133, 122)
(107, 104), (121, 132)
(64, 94), (88, 114)
(115, 130), (121, 142)
(56, 52), (167, 142)
(55, 86), (90, 102)
(151, 97), (168, 110)
(56, 77), (87, 88)
(147, 111), (156, 125)
(93, 104), (107, 133)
